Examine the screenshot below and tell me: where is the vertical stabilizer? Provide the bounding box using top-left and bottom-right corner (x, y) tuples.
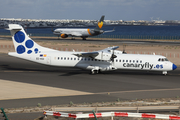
(95, 15), (105, 30)
(8, 24), (56, 55)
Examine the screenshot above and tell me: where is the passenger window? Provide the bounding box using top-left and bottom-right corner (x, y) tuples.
(64, 57), (66, 60)
(119, 60), (121, 62)
(67, 58), (69, 60)
(61, 57), (63, 60)
(123, 60), (125, 62)
(58, 57), (59, 60)
(126, 60), (128, 62)
(129, 60), (131, 63)
(136, 60), (138, 63)
(71, 58), (73, 60)
(140, 60), (142, 63)
(133, 60), (135, 63)
(74, 58), (76, 60)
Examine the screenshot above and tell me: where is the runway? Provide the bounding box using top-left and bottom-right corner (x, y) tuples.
(1, 36), (180, 45)
(0, 53), (180, 108)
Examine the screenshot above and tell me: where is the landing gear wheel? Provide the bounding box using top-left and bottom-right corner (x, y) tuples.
(162, 71), (167, 76)
(90, 69), (99, 75)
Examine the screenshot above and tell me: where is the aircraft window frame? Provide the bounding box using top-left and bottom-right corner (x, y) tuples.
(64, 57), (66, 60)
(58, 57), (60, 60)
(126, 60), (128, 62)
(61, 57), (63, 60)
(133, 60), (135, 63)
(123, 60), (125, 62)
(136, 60), (138, 63)
(74, 58), (76, 60)
(71, 58), (73, 60)
(119, 60), (121, 62)
(129, 60), (131, 63)
(140, 60), (142, 63)
(116, 59), (118, 62)
(67, 57), (69, 60)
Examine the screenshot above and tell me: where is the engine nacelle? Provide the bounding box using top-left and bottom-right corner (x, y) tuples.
(61, 34), (68, 38)
(87, 65), (117, 72)
(94, 51), (112, 61)
(100, 65), (117, 71)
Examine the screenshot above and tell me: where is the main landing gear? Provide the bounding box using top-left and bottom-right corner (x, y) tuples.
(90, 69), (101, 74)
(71, 37), (75, 40)
(162, 71), (167, 75)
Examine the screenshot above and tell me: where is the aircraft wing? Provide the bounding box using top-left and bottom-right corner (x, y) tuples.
(73, 51), (99, 58)
(103, 29), (115, 33)
(73, 46), (119, 59)
(99, 46), (119, 52)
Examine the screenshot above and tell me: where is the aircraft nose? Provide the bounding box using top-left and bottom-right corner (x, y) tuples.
(172, 63), (177, 70)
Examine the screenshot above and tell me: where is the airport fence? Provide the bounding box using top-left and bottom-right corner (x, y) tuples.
(0, 32), (180, 40)
(92, 34), (180, 40)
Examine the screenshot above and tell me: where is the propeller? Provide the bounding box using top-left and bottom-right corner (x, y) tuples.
(123, 44), (127, 54)
(110, 49), (117, 62)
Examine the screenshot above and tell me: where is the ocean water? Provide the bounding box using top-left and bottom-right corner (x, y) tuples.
(0, 25), (180, 39)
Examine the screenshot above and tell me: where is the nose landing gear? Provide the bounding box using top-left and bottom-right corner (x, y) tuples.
(162, 71), (167, 75)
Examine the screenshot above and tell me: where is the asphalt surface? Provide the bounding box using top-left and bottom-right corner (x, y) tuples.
(31, 37), (180, 45)
(1, 36), (180, 45)
(0, 53), (180, 109)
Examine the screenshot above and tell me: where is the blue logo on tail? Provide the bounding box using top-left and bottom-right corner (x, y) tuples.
(14, 31), (38, 54)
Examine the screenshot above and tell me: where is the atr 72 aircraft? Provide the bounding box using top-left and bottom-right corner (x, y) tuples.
(7, 24), (177, 75)
(53, 15), (113, 40)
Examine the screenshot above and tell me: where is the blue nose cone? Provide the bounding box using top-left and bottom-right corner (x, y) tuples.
(172, 64), (177, 70)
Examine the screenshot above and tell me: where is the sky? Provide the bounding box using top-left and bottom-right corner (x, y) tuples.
(0, 0), (180, 21)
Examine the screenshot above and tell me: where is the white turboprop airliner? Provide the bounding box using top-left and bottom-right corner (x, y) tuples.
(8, 24), (177, 75)
(53, 15), (114, 40)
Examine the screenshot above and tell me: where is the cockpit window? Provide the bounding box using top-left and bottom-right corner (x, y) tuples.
(165, 58), (169, 61)
(158, 58), (169, 62)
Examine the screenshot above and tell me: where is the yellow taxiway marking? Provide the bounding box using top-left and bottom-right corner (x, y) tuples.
(0, 79), (93, 100)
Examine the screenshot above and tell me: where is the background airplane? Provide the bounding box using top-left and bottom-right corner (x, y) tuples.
(7, 24), (177, 75)
(53, 15), (114, 40)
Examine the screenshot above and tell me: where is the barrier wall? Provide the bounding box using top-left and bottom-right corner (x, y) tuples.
(44, 111), (180, 120)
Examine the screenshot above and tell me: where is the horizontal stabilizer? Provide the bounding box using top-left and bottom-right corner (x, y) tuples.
(8, 24), (22, 31)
